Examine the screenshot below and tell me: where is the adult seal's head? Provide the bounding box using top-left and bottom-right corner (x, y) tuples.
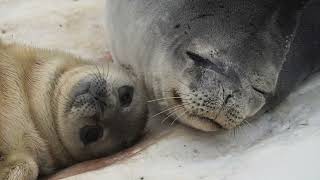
(105, 0), (320, 131)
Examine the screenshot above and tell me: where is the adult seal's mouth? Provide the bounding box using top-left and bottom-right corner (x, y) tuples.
(185, 112), (223, 131)
(166, 89), (223, 132)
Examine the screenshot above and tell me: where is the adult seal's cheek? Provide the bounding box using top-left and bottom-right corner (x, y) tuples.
(105, 0), (320, 131)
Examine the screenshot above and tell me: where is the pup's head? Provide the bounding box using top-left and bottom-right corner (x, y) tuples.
(54, 63), (147, 161)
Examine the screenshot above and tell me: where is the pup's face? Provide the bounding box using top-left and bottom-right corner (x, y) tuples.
(55, 63), (147, 162)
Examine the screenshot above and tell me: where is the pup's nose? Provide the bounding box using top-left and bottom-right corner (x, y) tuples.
(89, 78), (118, 115)
(118, 85), (134, 107)
(89, 78), (109, 99)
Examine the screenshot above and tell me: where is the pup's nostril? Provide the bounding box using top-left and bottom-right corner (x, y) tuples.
(80, 125), (104, 145)
(73, 78), (92, 97)
(118, 85), (134, 107)
(224, 94), (233, 104)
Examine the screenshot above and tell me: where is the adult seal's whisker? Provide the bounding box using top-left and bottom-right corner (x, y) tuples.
(151, 103), (191, 118)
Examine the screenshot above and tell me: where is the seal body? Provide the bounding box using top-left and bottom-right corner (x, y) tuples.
(0, 41), (148, 179)
(105, 0), (320, 131)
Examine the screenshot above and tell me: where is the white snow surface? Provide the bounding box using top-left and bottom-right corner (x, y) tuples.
(1, 0), (319, 180)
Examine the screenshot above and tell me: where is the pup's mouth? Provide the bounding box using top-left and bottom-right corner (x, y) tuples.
(170, 89), (223, 131)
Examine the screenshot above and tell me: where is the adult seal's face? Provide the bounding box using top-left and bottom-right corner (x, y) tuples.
(105, 0), (311, 131)
(54, 64), (147, 161)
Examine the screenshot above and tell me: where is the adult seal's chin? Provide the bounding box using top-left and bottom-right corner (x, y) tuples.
(177, 112), (222, 132)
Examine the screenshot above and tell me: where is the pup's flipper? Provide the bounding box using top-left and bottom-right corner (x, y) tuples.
(0, 153), (38, 180)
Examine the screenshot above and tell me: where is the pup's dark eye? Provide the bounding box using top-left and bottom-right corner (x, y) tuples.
(118, 85), (134, 107)
(80, 125), (103, 145)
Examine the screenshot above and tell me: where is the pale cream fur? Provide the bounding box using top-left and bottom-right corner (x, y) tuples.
(0, 40), (146, 179)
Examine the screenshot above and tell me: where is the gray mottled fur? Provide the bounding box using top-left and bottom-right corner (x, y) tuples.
(105, 0), (320, 131)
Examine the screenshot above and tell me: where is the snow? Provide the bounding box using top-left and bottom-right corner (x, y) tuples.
(1, 0), (319, 180)
(66, 73), (320, 180)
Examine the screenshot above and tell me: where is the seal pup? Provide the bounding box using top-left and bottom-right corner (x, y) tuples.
(0, 40), (148, 179)
(105, 0), (320, 131)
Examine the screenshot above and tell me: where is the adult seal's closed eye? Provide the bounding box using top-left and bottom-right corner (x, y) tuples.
(0, 40), (148, 179)
(105, 0), (320, 131)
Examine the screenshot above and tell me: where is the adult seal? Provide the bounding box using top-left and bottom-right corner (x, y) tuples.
(0, 40), (148, 179)
(105, 0), (320, 131)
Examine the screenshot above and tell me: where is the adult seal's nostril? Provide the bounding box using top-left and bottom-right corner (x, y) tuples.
(118, 86), (134, 107)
